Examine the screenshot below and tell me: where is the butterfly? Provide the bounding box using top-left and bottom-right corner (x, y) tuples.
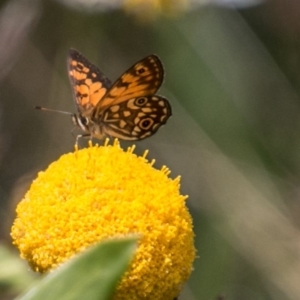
(67, 49), (171, 142)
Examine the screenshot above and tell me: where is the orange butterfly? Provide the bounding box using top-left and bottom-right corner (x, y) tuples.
(68, 49), (172, 141)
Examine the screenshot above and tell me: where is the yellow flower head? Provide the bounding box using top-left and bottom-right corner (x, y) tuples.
(124, 0), (188, 20)
(11, 140), (195, 300)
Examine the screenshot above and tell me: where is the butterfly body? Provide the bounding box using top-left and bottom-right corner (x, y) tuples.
(68, 49), (171, 141)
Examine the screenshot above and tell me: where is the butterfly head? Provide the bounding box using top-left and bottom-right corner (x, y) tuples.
(72, 114), (90, 133)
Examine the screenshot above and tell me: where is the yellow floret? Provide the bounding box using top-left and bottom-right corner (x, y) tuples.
(11, 139), (195, 300)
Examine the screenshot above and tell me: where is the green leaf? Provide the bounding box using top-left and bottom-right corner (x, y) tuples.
(17, 237), (138, 300)
(0, 243), (37, 292)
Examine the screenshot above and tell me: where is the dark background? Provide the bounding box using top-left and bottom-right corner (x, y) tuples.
(1, 0), (300, 299)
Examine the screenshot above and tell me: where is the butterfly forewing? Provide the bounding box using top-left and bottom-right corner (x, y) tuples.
(68, 49), (112, 115)
(96, 55), (164, 111)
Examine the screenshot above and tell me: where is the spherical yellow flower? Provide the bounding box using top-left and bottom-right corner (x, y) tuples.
(11, 140), (195, 300)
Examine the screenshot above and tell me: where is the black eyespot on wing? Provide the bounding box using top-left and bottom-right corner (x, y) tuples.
(137, 68), (145, 74)
(140, 118), (153, 130)
(135, 97), (148, 106)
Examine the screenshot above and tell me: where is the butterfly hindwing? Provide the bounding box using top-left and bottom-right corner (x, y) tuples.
(100, 95), (171, 140)
(68, 49), (112, 115)
(95, 55), (164, 112)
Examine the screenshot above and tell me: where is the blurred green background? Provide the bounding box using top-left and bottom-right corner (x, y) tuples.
(1, 0), (300, 299)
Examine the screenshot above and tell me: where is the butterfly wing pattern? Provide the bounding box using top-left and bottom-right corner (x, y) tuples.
(68, 49), (112, 116)
(68, 49), (172, 141)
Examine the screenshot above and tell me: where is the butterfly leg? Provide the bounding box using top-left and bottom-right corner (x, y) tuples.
(71, 126), (91, 146)
(75, 134), (91, 147)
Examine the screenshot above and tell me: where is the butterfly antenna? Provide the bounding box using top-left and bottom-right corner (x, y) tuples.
(35, 106), (73, 115)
